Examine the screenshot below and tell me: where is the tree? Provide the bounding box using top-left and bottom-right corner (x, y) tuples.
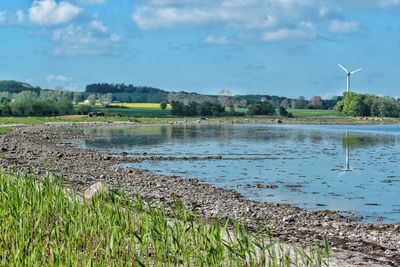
(280, 99), (290, 108)
(218, 90), (235, 112)
(238, 99), (248, 108)
(336, 92), (400, 118)
(341, 92), (369, 116)
(160, 101), (168, 110)
(87, 94), (97, 105)
(73, 92), (84, 104)
(279, 106), (294, 117)
(292, 96), (308, 109)
(248, 101), (275, 116)
(278, 106), (287, 116)
(100, 93), (113, 105)
(308, 96), (323, 109)
(171, 101), (185, 116)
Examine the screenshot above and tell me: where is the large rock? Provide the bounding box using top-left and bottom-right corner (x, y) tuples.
(84, 181), (105, 200)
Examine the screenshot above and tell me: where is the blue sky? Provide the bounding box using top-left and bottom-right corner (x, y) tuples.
(0, 0), (399, 98)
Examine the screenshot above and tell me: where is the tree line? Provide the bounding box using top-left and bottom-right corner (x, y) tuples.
(336, 92), (400, 118)
(0, 91), (88, 116)
(86, 83), (167, 95)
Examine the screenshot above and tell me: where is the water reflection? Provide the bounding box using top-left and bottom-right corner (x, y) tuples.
(78, 124), (400, 223)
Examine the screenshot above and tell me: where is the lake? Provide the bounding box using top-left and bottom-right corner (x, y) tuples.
(78, 124), (400, 223)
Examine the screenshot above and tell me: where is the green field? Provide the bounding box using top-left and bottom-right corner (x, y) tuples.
(0, 172), (329, 266)
(93, 106), (171, 117)
(287, 109), (344, 118)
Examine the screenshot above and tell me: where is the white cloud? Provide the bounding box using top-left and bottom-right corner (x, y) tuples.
(29, 0), (81, 26)
(262, 28), (314, 42)
(262, 22), (316, 42)
(329, 20), (360, 33)
(0, 10), (25, 26)
(132, 1), (288, 30)
(0, 11), (6, 25)
(378, 0), (400, 8)
(89, 20), (108, 33)
(50, 22), (123, 56)
(203, 35), (229, 45)
(16, 10), (25, 24)
(74, 0), (106, 4)
(46, 74), (71, 82)
(131, 0), (400, 42)
(132, 7), (216, 29)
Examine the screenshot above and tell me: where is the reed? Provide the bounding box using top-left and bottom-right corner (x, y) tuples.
(0, 171), (329, 266)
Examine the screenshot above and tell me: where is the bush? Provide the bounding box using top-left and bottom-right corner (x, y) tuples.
(75, 104), (92, 115)
(160, 101), (168, 110)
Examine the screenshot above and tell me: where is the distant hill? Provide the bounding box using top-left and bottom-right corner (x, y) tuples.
(85, 83), (169, 102)
(86, 83), (167, 94)
(0, 80), (40, 94)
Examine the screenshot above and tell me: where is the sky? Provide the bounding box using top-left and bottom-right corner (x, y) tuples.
(0, 0), (400, 98)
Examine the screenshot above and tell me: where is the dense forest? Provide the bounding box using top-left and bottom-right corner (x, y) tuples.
(0, 81), (41, 94)
(86, 83), (167, 94)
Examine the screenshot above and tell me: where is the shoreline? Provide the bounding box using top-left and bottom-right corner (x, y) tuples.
(0, 122), (399, 266)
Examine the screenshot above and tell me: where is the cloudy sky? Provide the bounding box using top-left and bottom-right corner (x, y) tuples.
(0, 0), (399, 98)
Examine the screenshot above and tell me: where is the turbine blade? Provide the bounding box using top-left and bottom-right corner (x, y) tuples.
(338, 64), (348, 72)
(350, 68), (362, 74)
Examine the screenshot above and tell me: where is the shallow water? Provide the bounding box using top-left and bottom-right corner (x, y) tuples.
(79, 124), (400, 223)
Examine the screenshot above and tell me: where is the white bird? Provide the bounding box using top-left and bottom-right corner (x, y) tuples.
(338, 64), (362, 92)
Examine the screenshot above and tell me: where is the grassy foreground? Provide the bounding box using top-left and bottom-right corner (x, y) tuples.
(0, 172), (329, 266)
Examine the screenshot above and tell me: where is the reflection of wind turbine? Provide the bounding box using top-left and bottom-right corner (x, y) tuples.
(344, 131), (351, 172)
(338, 64), (362, 92)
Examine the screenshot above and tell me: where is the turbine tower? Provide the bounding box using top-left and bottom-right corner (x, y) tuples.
(338, 64), (362, 92)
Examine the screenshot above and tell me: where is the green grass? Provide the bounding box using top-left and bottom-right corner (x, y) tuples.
(0, 171), (330, 266)
(287, 109), (345, 118)
(0, 127), (11, 135)
(0, 116), (134, 124)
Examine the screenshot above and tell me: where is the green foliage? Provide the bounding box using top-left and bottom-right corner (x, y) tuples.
(248, 101), (275, 116)
(9, 92), (73, 116)
(93, 107), (171, 118)
(0, 127), (11, 135)
(336, 92), (400, 117)
(279, 106), (288, 116)
(171, 101), (226, 117)
(87, 94), (97, 105)
(0, 171), (329, 266)
(86, 83), (167, 94)
(75, 104), (92, 115)
(278, 106), (293, 117)
(160, 101), (167, 110)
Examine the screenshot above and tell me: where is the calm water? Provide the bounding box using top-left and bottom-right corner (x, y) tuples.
(78, 124), (400, 223)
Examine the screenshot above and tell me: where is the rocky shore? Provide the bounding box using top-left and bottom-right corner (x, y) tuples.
(0, 122), (399, 266)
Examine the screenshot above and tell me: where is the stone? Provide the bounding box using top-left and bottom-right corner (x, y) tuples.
(84, 182), (105, 200)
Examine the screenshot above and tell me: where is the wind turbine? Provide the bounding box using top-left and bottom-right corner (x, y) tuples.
(338, 64), (362, 92)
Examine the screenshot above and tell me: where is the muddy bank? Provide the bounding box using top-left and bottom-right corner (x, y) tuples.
(0, 123), (399, 266)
